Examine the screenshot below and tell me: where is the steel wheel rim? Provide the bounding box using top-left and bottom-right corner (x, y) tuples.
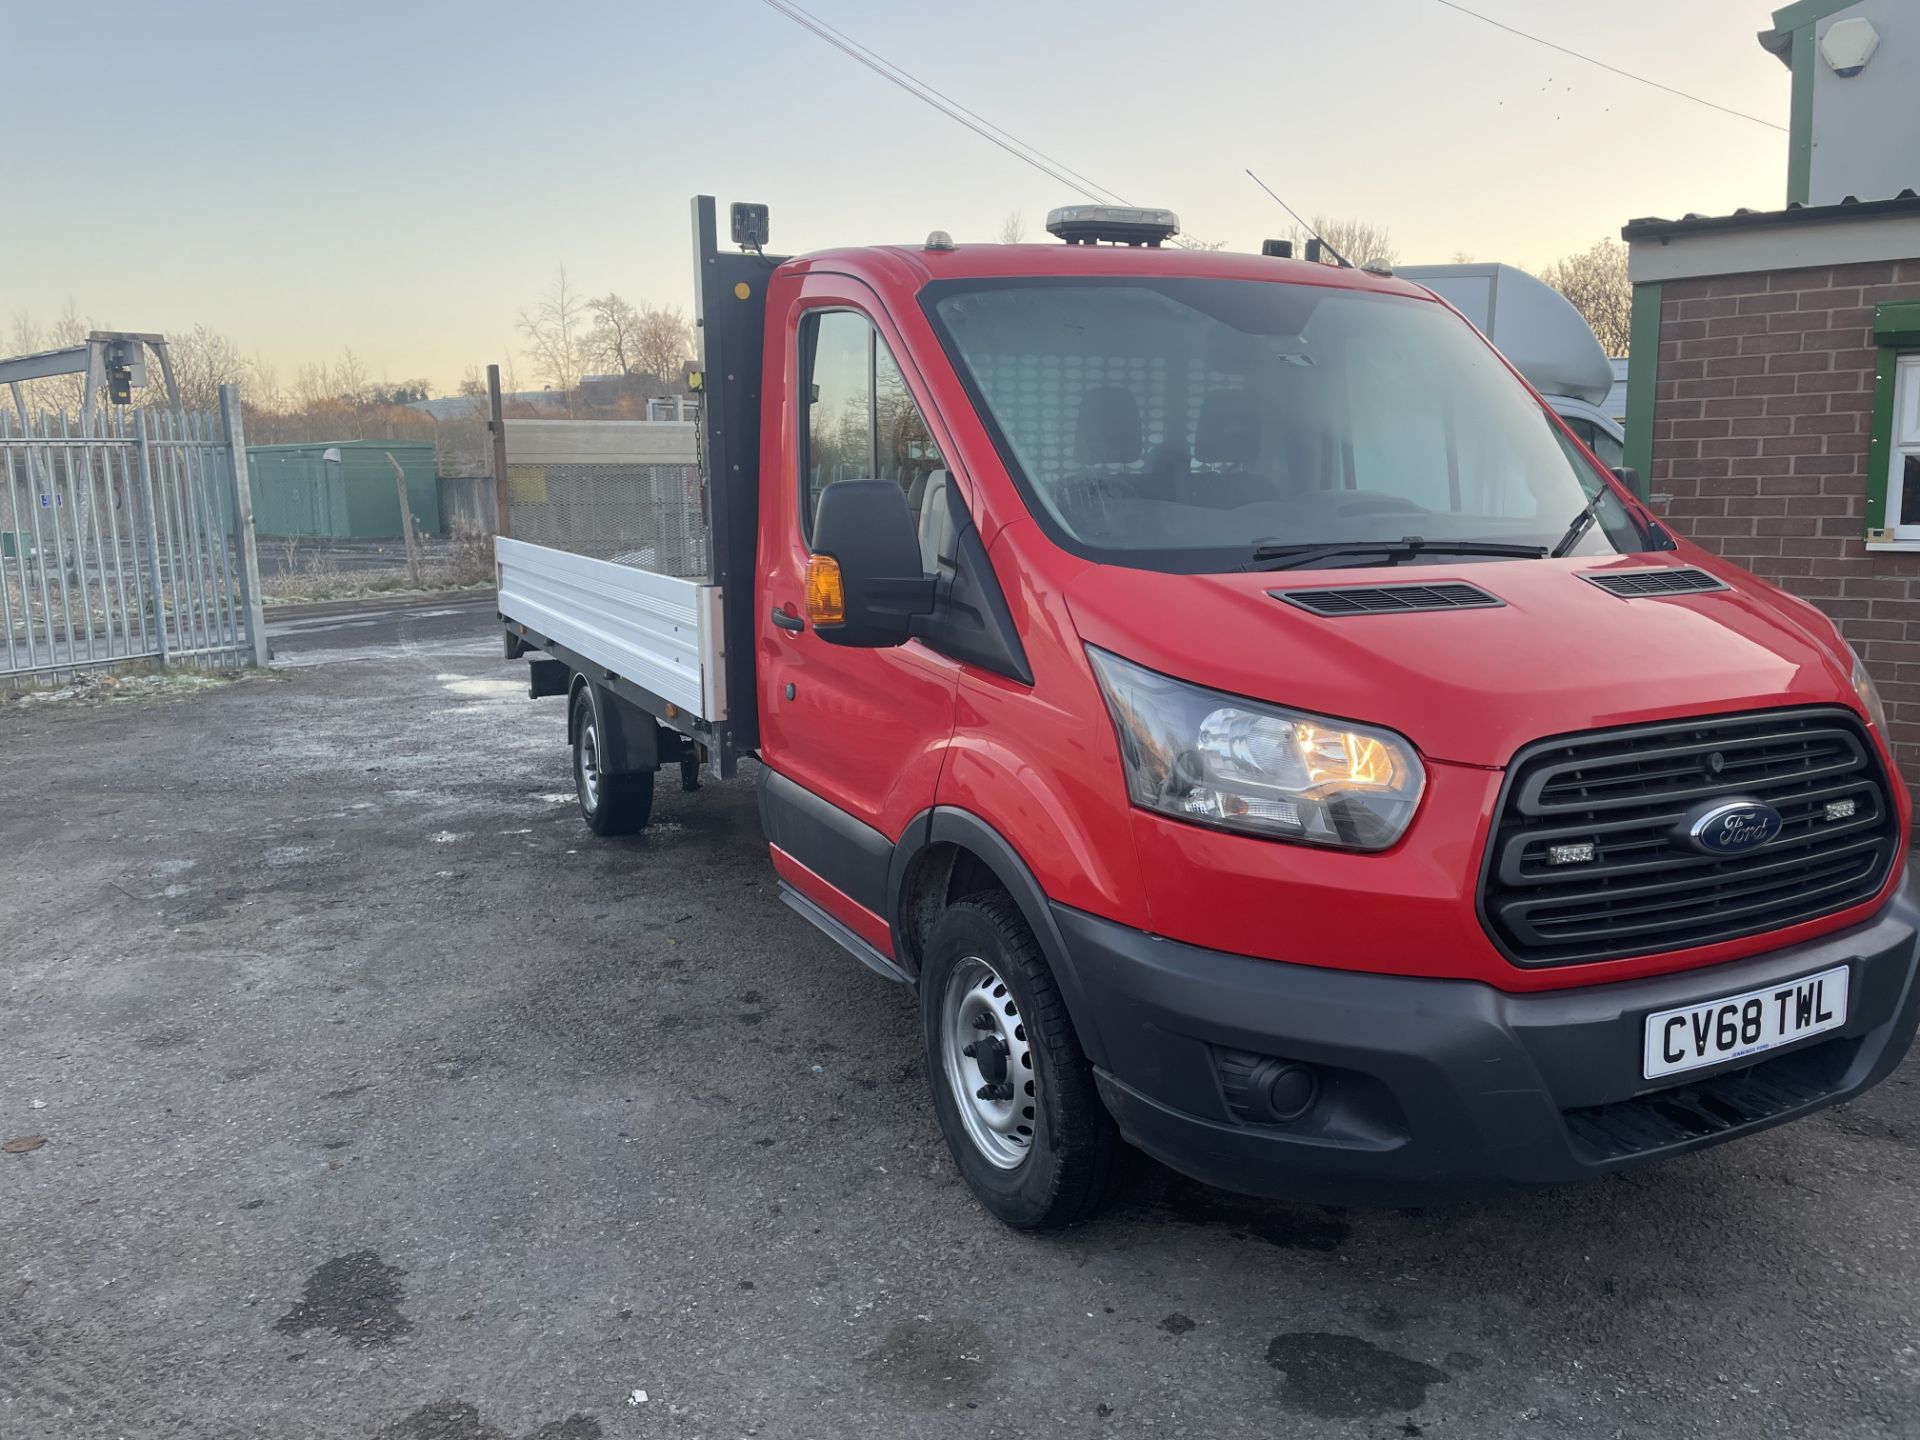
(940, 955), (1035, 1170)
(579, 722), (601, 811)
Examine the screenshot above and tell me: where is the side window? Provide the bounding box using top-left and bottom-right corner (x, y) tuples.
(1563, 415), (1626, 470)
(802, 312), (872, 531)
(1888, 355), (1920, 536)
(799, 310), (946, 565)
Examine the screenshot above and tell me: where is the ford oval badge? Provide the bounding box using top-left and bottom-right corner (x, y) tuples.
(1675, 798), (1784, 856)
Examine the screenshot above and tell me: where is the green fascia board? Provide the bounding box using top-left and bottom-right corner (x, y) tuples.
(1771, 0), (1861, 205)
(1770, 0), (1862, 33)
(1866, 347), (1899, 532)
(1624, 282), (1663, 493)
(1786, 26), (1815, 206)
(1874, 302), (1920, 349)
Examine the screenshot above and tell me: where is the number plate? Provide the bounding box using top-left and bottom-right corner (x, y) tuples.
(1642, 965), (1849, 1080)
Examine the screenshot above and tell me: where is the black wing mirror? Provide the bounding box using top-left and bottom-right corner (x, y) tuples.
(808, 481), (936, 648)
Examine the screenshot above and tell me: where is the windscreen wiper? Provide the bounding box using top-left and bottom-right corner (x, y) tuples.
(1249, 536), (1550, 572)
(1550, 488), (1609, 558)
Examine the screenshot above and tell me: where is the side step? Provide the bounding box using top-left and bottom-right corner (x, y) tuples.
(777, 883), (913, 986)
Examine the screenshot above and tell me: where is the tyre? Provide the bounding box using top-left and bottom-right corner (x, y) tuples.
(920, 892), (1124, 1229)
(571, 689), (654, 836)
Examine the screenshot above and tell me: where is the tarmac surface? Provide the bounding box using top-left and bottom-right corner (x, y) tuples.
(4, 593), (1920, 1439)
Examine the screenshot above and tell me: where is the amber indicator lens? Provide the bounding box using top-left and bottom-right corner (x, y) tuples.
(806, 554), (846, 626)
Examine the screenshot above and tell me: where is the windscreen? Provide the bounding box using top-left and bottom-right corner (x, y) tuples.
(926, 277), (1638, 573)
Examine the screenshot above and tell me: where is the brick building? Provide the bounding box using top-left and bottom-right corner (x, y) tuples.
(1621, 1), (1920, 790)
(1623, 200), (1920, 784)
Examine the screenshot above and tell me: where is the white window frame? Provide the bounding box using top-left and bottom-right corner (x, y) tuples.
(1882, 354), (1920, 545)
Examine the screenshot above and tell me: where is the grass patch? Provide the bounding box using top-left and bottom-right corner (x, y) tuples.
(260, 524), (495, 605)
(2, 664), (280, 710)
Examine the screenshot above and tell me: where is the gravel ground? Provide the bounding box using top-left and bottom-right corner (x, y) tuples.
(4, 597), (1919, 1440)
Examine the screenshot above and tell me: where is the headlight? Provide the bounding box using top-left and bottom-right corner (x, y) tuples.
(1086, 646), (1425, 851)
(1849, 644), (1889, 732)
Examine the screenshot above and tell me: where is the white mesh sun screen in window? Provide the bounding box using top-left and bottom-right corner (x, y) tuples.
(962, 355), (1253, 485)
(966, 353), (1169, 485)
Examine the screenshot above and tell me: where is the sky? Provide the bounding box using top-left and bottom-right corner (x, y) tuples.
(1, 0), (1796, 395)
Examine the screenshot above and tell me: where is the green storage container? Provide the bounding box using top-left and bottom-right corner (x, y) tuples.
(245, 440), (440, 538)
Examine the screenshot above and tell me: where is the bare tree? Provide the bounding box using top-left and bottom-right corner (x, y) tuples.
(1540, 239), (1632, 356)
(1289, 215), (1398, 268)
(167, 324), (246, 412)
(247, 352), (284, 412)
(9, 310), (42, 357)
(632, 305), (694, 386)
(290, 360), (336, 414)
(518, 266), (589, 405)
(998, 211), (1026, 244)
(586, 293), (644, 377)
(332, 347), (370, 404)
(6, 303), (90, 412)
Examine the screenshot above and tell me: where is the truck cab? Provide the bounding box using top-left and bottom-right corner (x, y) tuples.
(502, 200), (1918, 1228)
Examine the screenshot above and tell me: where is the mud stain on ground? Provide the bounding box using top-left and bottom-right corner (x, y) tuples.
(862, 1317), (993, 1406)
(1265, 1332), (1449, 1418)
(1149, 1177), (1352, 1252)
(274, 1250), (414, 1348)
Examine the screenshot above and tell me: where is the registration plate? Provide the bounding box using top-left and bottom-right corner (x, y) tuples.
(1642, 965), (1849, 1080)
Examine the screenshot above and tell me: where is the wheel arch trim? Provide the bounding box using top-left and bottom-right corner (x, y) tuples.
(570, 676), (659, 776)
(889, 805), (1110, 1069)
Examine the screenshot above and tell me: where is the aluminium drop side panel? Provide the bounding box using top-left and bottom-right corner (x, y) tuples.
(496, 535), (720, 720)
(692, 194), (788, 771)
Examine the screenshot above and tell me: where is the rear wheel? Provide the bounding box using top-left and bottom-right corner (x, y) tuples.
(571, 689), (654, 835)
(920, 893), (1123, 1229)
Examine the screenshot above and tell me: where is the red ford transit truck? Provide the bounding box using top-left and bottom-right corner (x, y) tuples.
(497, 198), (1919, 1228)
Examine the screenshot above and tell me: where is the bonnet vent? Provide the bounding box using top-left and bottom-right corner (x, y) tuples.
(1582, 568), (1727, 598)
(1272, 582), (1503, 617)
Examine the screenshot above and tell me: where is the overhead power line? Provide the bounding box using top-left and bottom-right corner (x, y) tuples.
(756, 0), (1130, 209)
(754, 0), (1132, 207)
(754, 0), (1222, 247)
(1431, 0), (1787, 132)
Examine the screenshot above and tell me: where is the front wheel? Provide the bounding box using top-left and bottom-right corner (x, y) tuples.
(920, 893), (1124, 1229)
(571, 689), (654, 836)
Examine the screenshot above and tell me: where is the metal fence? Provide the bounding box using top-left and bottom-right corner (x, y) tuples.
(435, 474), (497, 535)
(0, 385), (267, 686)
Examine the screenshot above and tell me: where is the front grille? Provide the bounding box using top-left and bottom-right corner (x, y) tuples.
(1271, 582), (1502, 616)
(1481, 708), (1898, 965)
(1564, 1038), (1849, 1162)
(1582, 567), (1727, 598)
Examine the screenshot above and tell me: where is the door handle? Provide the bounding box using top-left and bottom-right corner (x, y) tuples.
(771, 605), (805, 633)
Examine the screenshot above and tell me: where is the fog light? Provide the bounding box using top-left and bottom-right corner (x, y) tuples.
(1825, 798), (1857, 821)
(1264, 1062), (1319, 1122)
(1549, 841), (1596, 866)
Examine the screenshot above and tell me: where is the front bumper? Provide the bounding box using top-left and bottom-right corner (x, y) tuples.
(1056, 878), (1920, 1205)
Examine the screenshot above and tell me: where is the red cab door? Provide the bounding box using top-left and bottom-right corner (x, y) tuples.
(756, 272), (962, 953)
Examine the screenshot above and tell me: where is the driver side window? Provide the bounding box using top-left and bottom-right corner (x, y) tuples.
(799, 309), (946, 571)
